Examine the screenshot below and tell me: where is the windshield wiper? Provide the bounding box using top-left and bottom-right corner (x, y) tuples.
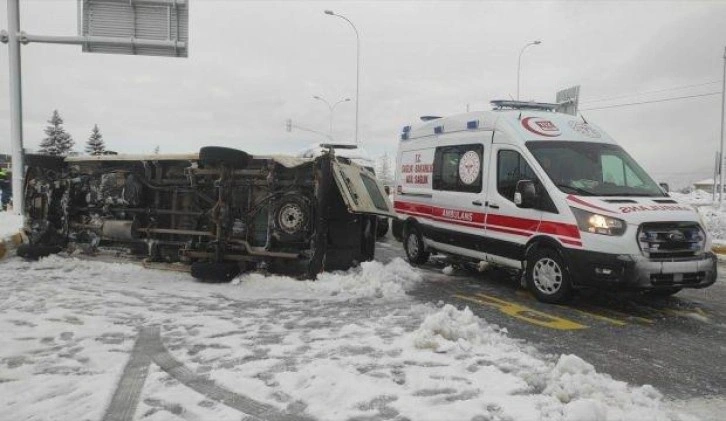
(555, 184), (596, 196)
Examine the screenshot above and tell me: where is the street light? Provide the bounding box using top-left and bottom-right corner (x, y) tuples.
(313, 95), (351, 139)
(324, 10), (360, 144)
(517, 40), (542, 100)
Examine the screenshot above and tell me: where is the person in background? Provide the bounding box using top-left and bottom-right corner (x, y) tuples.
(0, 168), (10, 211)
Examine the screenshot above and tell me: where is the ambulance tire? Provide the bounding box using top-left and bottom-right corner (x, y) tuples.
(404, 224), (429, 265)
(526, 247), (574, 304)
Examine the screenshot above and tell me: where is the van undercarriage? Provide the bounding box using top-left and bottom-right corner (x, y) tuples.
(19, 147), (386, 281)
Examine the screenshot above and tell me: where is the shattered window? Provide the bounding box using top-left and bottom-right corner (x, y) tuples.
(360, 173), (389, 211)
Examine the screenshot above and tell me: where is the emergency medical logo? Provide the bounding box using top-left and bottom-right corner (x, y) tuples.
(568, 121), (601, 138)
(521, 117), (561, 137)
(459, 150), (481, 185)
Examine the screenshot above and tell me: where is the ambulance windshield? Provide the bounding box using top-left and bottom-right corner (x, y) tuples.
(526, 141), (666, 197)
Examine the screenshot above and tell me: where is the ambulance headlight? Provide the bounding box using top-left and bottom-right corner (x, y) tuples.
(571, 208), (626, 236)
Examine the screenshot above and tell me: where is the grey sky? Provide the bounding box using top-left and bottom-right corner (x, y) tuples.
(1, 0), (724, 187)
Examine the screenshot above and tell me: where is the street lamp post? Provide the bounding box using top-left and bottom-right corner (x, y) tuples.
(313, 95), (351, 139)
(719, 46), (726, 205)
(324, 10), (360, 144)
(517, 40), (542, 101)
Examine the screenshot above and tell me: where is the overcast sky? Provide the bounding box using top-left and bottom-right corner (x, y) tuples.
(1, 0), (725, 187)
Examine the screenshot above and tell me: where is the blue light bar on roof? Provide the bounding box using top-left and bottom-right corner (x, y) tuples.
(467, 120), (479, 129)
(434, 126), (444, 134)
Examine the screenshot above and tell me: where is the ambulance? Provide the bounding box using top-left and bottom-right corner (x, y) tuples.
(393, 100), (717, 303)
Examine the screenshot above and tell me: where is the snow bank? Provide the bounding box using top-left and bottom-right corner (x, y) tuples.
(232, 257), (421, 300)
(671, 190), (726, 244)
(407, 305), (694, 421)
(0, 211), (22, 238)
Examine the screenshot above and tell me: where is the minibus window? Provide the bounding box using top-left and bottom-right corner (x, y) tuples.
(526, 141), (665, 197)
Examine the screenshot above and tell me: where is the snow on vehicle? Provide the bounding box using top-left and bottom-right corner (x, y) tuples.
(393, 100), (717, 303)
(19, 146), (394, 281)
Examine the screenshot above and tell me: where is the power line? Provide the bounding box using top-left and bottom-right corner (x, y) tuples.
(580, 91), (721, 111)
(581, 81), (720, 105)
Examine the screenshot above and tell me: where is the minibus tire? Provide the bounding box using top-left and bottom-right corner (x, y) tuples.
(191, 261), (240, 283)
(526, 248), (573, 304)
(199, 146), (251, 170)
(404, 224), (429, 265)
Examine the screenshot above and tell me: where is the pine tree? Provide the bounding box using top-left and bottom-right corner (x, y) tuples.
(39, 110), (74, 156)
(85, 124), (106, 155)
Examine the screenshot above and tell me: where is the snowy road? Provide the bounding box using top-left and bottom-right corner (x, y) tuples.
(375, 240), (726, 418)
(0, 251), (702, 420)
(0, 208), (722, 420)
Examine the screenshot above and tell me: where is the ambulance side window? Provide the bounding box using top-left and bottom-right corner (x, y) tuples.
(497, 150), (538, 202)
(432, 144), (483, 193)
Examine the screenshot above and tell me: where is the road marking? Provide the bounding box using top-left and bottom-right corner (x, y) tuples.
(564, 306), (627, 327)
(662, 307), (711, 322)
(453, 293), (587, 330)
(516, 289), (653, 325)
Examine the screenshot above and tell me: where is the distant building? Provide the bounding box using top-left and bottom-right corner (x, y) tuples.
(693, 178), (723, 192)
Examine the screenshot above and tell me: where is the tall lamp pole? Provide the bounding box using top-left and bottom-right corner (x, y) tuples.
(324, 10), (360, 144)
(313, 96), (351, 139)
(719, 46), (726, 205)
(5, 0), (24, 215)
(517, 40), (541, 101)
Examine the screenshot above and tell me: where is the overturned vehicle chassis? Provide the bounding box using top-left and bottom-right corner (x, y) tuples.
(20, 147), (392, 281)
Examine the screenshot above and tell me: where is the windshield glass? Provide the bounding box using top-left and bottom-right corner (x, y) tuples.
(526, 141), (665, 197)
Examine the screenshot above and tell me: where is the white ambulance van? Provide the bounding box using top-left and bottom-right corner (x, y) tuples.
(394, 100), (716, 303)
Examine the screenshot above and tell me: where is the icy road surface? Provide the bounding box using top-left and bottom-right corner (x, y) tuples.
(0, 254), (699, 421)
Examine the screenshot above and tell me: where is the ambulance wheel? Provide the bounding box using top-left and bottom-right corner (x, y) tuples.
(404, 224), (429, 265)
(526, 248), (573, 304)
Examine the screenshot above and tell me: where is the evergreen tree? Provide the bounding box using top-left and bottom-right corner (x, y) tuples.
(85, 124), (106, 155)
(39, 110), (74, 156)
(154, 145), (160, 154)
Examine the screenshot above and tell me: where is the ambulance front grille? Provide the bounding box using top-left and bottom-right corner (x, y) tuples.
(637, 222), (705, 259)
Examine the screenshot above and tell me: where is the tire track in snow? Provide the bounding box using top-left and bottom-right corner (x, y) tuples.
(103, 325), (315, 421)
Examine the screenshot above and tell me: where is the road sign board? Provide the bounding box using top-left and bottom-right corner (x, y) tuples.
(556, 85), (580, 116)
(81, 0), (188, 57)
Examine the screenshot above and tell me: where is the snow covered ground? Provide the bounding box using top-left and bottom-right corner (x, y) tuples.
(671, 190), (726, 245)
(0, 211), (707, 420)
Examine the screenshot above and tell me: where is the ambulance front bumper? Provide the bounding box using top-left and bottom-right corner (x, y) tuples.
(566, 249), (718, 290)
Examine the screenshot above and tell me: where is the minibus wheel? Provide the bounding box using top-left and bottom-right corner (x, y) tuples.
(526, 247), (573, 303)
(404, 224), (429, 265)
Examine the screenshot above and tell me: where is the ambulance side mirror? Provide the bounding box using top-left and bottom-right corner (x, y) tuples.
(514, 180), (537, 208)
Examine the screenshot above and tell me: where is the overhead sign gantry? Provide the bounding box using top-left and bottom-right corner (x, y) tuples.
(1, 0), (189, 214)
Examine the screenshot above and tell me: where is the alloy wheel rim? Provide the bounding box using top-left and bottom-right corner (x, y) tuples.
(532, 257), (563, 294)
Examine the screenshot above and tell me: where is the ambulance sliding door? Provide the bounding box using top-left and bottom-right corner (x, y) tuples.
(426, 134), (491, 257)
